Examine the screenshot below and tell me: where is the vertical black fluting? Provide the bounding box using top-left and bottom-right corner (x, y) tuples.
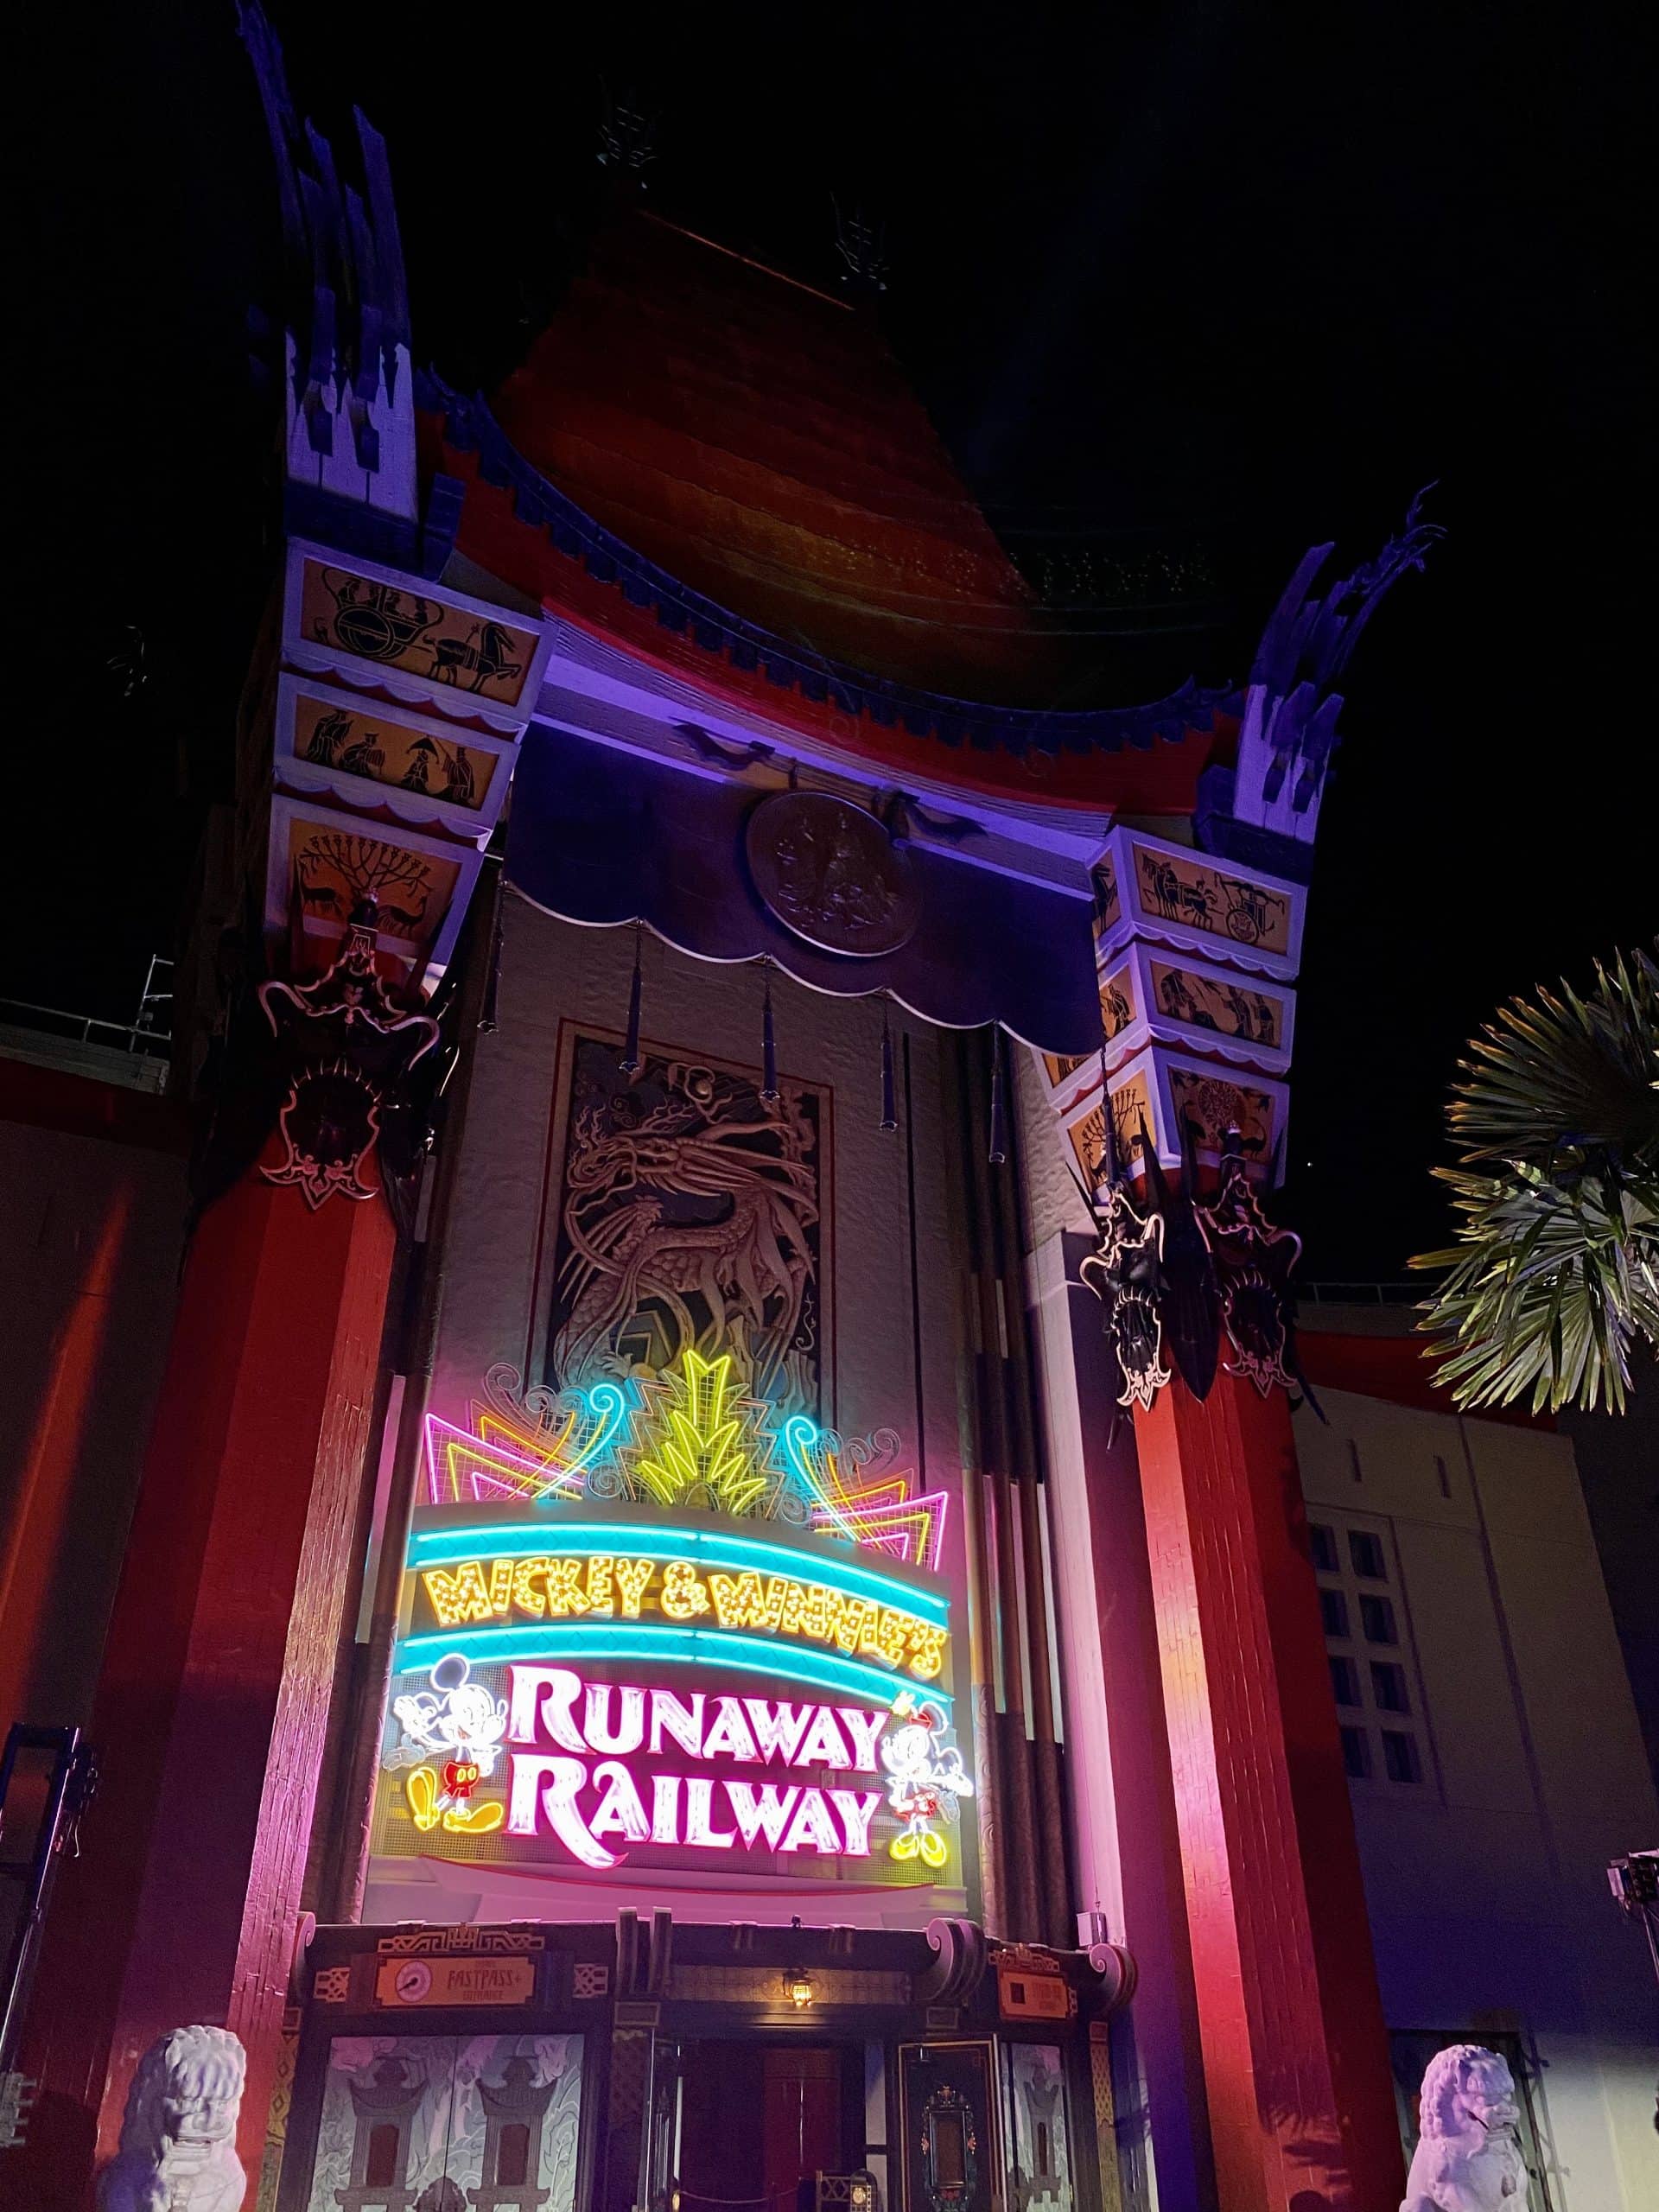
(942, 1034), (1010, 1937)
(620, 925), (643, 1075)
(958, 1029), (1044, 1938)
(988, 1058), (1077, 1947)
(478, 854), (505, 1035)
(988, 1029), (1008, 1164)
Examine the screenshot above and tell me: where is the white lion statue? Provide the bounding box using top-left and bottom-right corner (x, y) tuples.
(1402, 2044), (1529, 2212)
(98, 2024), (247, 2212)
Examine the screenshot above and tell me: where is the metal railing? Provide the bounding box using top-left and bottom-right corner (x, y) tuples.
(0, 997), (171, 1058)
(0, 954), (174, 1065)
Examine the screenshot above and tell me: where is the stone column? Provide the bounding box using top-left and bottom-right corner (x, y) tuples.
(1133, 1370), (1402, 2212)
(16, 1090), (404, 2205)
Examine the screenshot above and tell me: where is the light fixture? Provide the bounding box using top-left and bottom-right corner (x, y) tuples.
(784, 1967), (815, 2010)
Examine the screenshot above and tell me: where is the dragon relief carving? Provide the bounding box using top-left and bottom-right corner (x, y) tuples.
(550, 1037), (823, 1413)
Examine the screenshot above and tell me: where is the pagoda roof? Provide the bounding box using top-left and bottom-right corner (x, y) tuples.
(418, 215), (1238, 817)
(493, 213), (1056, 699)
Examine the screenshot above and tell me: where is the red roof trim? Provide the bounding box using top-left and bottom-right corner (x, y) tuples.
(435, 436), (1230, 815)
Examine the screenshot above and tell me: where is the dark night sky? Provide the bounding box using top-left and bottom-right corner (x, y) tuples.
(16, 2), (1653, 1278)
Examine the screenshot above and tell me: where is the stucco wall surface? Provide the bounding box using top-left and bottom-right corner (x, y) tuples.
(1294, 1388), (1659, 2212)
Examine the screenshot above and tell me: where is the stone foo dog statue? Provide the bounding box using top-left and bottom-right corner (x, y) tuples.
(98, 2024), (247, 2212)
(1402, 2044), (1529, 2212)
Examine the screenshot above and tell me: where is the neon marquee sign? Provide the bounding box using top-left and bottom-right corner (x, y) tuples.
(409, 1528), (947, 1683)
(385, 1651), (968, 1873)
(507, 1663), (883, 1868)
(422, 1348), (949, 1572)
(372, 1348), (968, 1888)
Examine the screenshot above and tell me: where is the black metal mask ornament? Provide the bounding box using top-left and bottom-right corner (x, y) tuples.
(1141, 1122), (1222, 1402)
(257, 901), (442, 1211)
(1080, 1176), (1173, 1419)
(1195, 1131), (1303, 1395)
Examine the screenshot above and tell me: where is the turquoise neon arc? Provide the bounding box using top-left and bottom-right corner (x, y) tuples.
(407, 1520), (949, 1627)
(396, 1622), (954, 1718)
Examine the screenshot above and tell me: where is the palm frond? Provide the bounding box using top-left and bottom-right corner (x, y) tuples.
(1412, 948), (1659, 1413)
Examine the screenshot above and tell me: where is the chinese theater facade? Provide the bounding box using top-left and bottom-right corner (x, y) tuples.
(10, 19), (1444, 2212)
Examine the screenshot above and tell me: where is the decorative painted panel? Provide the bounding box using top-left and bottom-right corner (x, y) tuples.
(1094, 826), (1305, 980)
(1147, 960), (1285, 1052)
(277, 677), (509, 840)
(1166, 1063), (1280, 1164)
(266, 798), (481, 987)
(1096, 943), (1295, 1077)
(1005, 2044), (1074, 2212)
(544, 1031), (830, 1418)
(1058, 1081), (1107, 1192)
(303, 2033), (582, 2212)
(298, 557), (541, 707)
(1098, 963), (1136, 1044)
(1039, 1051), (1091, 1093)
(1090, 856), (1122, 942)
(1103, 1045), (1289, 1179)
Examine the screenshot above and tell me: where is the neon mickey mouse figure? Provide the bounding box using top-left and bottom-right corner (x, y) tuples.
(392, 1652), (509, 1834)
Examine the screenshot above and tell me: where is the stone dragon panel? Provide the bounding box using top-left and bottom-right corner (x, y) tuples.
(545, 1033), (829, 1418)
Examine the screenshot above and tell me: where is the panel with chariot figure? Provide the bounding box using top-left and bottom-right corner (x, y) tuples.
(298, 558), (541, 707)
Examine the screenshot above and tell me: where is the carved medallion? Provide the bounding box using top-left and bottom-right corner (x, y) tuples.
(746, 791), (919, 957)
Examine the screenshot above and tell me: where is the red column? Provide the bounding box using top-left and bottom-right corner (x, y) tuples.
(1133, 1371), (1402, 2212)
(16, 1148), (396, 2207)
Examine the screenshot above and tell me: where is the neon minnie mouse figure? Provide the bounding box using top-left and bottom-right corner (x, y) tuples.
(880, 1697), (973, 1867)
(391, 1652), (509, 1834)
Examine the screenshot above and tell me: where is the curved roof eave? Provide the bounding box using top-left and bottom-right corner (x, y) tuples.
(417, 372), (1243, 817)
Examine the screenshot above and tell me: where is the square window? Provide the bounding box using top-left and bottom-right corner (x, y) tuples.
(1371, 1661), (1409, 1713)
(1382, 1730), (1422, 1784)
(1349, 1529), (1388, 1580)
(1320, 1589), (1350, 1638)
(1340, 1726), (1372, 1779)
(1309, 1524), (1339, 1574)
(1329, 1656), (1361, 1707)
(1359, 1593), (1397, 1644)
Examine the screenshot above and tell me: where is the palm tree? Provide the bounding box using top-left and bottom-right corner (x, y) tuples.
(1411, 948), (1659, 1413)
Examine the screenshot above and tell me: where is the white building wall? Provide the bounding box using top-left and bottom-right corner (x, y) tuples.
(1294, 1384), (1659, 2211)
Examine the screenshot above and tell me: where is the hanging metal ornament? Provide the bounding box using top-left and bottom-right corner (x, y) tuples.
(256, 899), (442, 1212)
(620, 923), (644, 1076)
(879, 1010), (898, 1132)
(1080, 1176), (1173, 1420)
(988, 1033), (1007, 1165)
(760, 972), (780, 1102)
(1194, 1131), (1304, 1396)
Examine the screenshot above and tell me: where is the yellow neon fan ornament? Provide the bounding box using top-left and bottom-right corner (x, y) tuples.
(630, 1348), (771, 1516)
